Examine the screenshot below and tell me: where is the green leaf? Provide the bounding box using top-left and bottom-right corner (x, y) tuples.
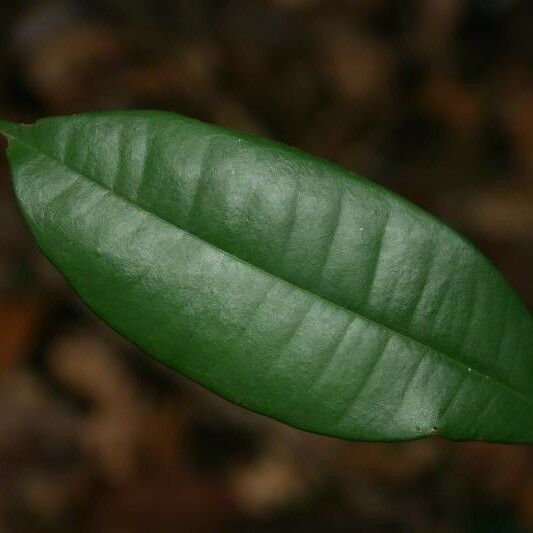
(1, 111), (532, 443)
(0, 119), (19, 138)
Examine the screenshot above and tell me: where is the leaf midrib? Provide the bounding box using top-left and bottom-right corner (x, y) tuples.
(10, 132), (533, 409)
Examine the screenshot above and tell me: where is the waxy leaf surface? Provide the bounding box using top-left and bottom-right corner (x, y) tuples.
(1, 112), (532, 442)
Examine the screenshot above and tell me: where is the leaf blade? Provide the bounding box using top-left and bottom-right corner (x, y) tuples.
(3, 111), (533, 442)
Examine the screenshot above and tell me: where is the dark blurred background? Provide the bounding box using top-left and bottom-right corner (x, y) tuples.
(0, 1), (532, 532)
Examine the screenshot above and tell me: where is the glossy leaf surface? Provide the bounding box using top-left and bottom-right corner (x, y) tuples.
(1, 112), (532, 442)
